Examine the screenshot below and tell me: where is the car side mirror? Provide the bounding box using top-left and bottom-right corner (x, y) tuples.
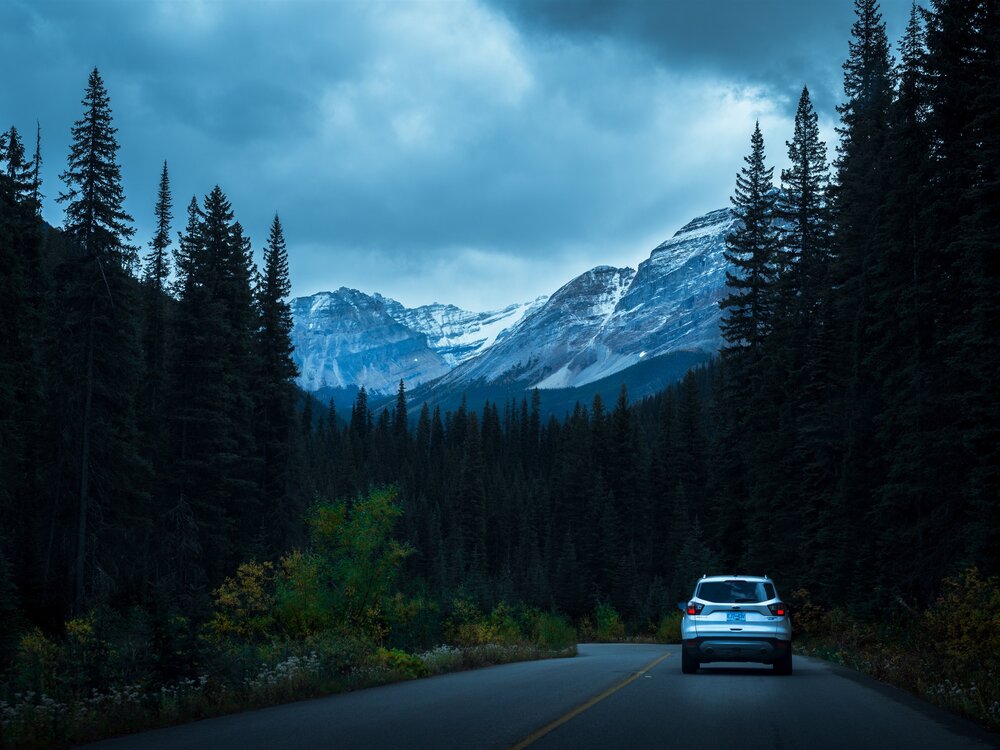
(677, 602), (687, 612)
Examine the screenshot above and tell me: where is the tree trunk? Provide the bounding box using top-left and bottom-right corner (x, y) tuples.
(75, 300), (96, 615)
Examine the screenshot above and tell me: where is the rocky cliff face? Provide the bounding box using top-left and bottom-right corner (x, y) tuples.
(291, 289), (544, 394)
(434, 265), (636, 388)
(291, 289), (449, 394)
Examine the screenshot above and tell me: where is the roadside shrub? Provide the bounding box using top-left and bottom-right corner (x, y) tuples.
(594, 603), (625, 641)
(13, 628), (61, 694)
(375, 647), (429, 679)
(655, 610), (683, 643)
(532, 612), (576, 651)
(208, 561), (277, 643)
(922, 567), (1000, 670)
(445, 600), (524, 646)
(787, 588), (831, 636)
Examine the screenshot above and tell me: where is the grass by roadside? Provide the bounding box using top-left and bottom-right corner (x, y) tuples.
(0, 614), (576, 750)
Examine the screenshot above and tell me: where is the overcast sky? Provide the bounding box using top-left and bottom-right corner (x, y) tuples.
(1, 0), (913, 310)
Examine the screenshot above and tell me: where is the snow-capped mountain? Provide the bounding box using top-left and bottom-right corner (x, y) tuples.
(291, 290), (544, 394)
(291, 205), (734, 397)
(291, 289), (449, 394)
(435, 207), (734, 390)
(537, 207), (735, 387)
(433, 265), (636, 388)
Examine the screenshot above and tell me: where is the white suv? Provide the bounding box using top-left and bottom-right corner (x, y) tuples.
(679, 575), (793, 675)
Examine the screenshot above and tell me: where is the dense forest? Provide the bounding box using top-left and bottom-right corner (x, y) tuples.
(0, 0), (997, 671)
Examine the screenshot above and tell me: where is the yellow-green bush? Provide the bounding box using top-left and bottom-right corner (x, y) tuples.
(445, 600), (523, 646)
(208, 561), (277, 642)
(375, 647), (429, 679)
(14, 628), (61, 694)
(923, 567), (1000, 669)
(655, 610), (683, 643)
(532, 612), (576, 651)
(594, 603), (625, 641)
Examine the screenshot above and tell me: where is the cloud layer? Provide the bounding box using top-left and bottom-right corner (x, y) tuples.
(0, 0), (913, 309)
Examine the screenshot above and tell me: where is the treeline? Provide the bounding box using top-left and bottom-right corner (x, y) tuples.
(0, 68), (302, 638)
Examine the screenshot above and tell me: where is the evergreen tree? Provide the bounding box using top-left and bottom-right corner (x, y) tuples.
(56, 68), (147, 612)
(941, 0), (1000, 572)
(393, 379), (408, 455)
(257, 213), (298, 550)
(30, 121), (42, 216)
(777, 85), (831, 324)
(140, 161), (172, 429)
(3, 127), (34, 203)
(167, 188), (262, 585)
(719, 122), (780, 360)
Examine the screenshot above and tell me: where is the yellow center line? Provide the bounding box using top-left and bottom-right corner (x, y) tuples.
(508, 650), (673, 750)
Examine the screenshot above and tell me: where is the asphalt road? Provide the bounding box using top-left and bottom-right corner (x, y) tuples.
(81, 644), (999, 750)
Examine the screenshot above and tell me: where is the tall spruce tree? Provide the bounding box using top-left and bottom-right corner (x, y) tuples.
(777, 86), (831, 325)
(922, 0), (998, 510)
(3, 127), (34, 203)
(814, 0), (895, 606)
(56, 68), (147, 612)
(141, 161), (172, 428)
(719, 122), (780, 361)
(30, 122), (42, 216)
(257, 213), (298, 550)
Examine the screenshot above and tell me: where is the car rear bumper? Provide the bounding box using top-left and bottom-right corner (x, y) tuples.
(682, 636), (791, 664)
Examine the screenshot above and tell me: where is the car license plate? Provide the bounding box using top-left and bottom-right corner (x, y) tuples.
(726, 612), (746, 623)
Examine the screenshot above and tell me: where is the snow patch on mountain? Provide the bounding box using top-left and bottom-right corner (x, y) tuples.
(376, 295), (547, 367)
(435, 265), (637, 389)
(292, 289), (548, 394)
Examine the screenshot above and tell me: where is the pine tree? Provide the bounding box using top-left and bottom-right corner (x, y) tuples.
(393, 379), (408, 456)
(940, 0), (1000, 573)
(168, 188), (261, 584)
(257, 213), (298, 550)
(140, 161), (172, 429)
(30, 122), (42, 216)
(720, 122), (780, 360)
(56, 68), (147, 611)
(59, 69), (137, 268)
(812, 0), (895, 605)
(2, 127), (33, 204)
(777, 86), (831, 326)
(860, 4), (941, 596)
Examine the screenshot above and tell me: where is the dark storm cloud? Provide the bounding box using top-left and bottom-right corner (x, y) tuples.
(489, 0), (913, 118)
(0, 0), (915, 309)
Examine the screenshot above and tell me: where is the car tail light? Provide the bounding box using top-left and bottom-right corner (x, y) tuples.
(768, 602), (788, 617)
(686, 602), (704, 616)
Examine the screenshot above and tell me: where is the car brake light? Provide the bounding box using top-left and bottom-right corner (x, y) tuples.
(768, 603), (787, 617)
(686, 602), (705, 616)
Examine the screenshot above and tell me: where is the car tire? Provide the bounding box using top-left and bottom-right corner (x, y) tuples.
(681, 650), (699, 674)
(773, 652), (793, 675)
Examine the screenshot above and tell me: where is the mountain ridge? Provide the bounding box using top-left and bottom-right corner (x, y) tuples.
(291, 204), (734, 398)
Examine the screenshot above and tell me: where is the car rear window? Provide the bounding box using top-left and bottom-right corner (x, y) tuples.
(696, 580), (773, 603)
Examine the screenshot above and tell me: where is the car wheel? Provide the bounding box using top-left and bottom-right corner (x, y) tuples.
(773, 652), (793, 675)
(681, 650), (699, 674)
